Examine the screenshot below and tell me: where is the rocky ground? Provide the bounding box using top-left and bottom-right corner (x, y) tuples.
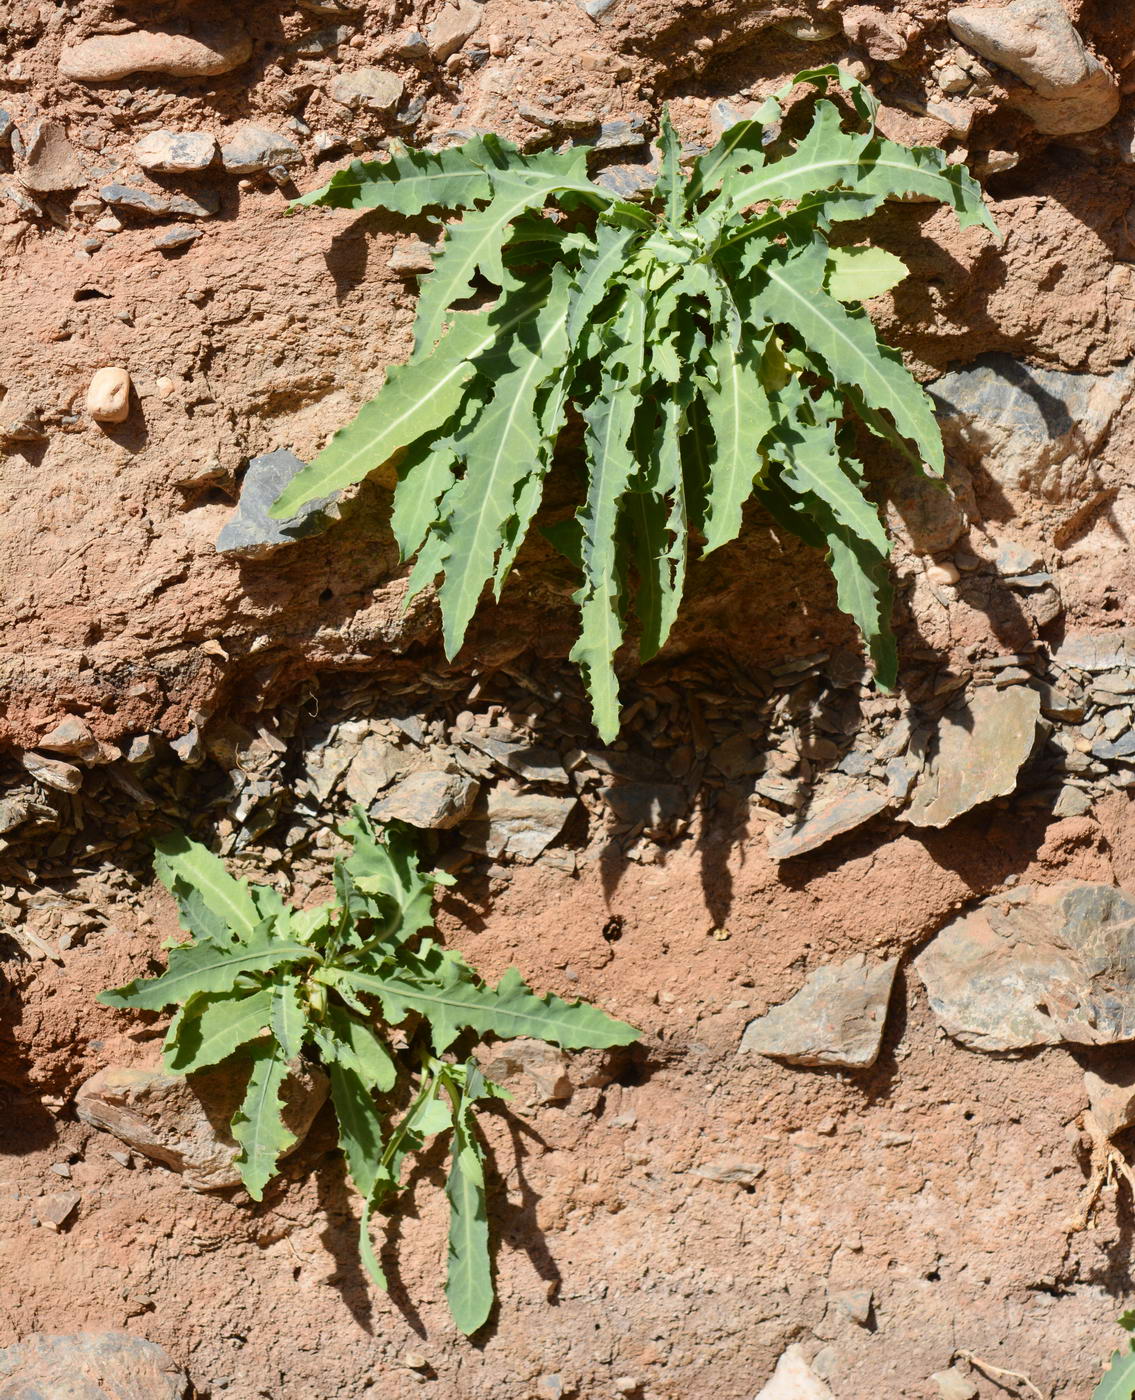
(5, 0), (1135, 1398)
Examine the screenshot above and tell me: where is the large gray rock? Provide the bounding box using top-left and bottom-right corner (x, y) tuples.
(931, 354), (1135, 504)
(327, 68), (404, 112)
(219, 125), (301, 175)
(76, 1059), (329, 1191)
(915, 882), (1135, 1051)
(740, 953), (899, 1069)
(100, 184), (219, 220)
(215, 449), (339, 559)
(905, 686), (1039, 829)
(947, 0), (1119, 134)
(0, 1331), (188, 1400)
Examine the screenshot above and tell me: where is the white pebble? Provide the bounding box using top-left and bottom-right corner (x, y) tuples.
(86, 366), (131, 423)
(926, 562), (961, 586)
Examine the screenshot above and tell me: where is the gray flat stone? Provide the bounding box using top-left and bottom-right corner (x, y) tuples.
(328, 67), (404, 111)
(768, 788), (892, 861)
(0, 1331), (188, 1400)
(905, 686), (1040, 828)
(219, 125), (301, 174)
(464, 789), (577, 862)
(215, 448), (339, 559)
(371, 769), (479, 829)
(1053, 630), (1135, 674)
(461, 731), (571, 788)
(740, 953), (899, 1069)
(134, 130), (217, 173)
(914, 881), (1135, 1051)
(100, 183), (219, 220)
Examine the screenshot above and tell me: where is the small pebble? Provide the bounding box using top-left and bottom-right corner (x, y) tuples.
(926, 561), (960, 586)
(86, 367), (132, 423)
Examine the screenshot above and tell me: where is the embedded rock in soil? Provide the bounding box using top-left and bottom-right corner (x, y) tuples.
(134, 130), (217, 174)
(930, 355), (1135, 503)
(99, 184), (219, 220)
(59, 24), (252, 82)
(754, 1344), (834, 1399)
(947, 0), (1119, 134)
(219, 126), (302, 175)
(327, 68), (404, 112)
(428, 1), (482, 60)
(905, 686), (1040, 829)
(1053, 630), (1135, 674)
(740, 953), (899, 1069)
(914, 881), (1135, 1051)
(214, 449), (339, 559)
(478, 1038), (573, 1103)
(767, 787), (892, 862)
(75, 1060), (329, 1191)
(370, 769), (479, 828)
(464, 789), (577, 862)
(0, 1330), (188, 1399)
(16, 119), (85, 194)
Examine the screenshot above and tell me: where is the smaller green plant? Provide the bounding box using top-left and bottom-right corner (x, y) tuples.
(1094, 1313), (1135, 1399)
(100, 812), (638, 1333)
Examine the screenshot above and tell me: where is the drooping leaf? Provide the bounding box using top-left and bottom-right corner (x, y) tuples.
(327, 1060), (385, 1201)
(569, 288), (648, 740)
(231, 1039), (295, 1201)
(269, 975), (308, 1060)
(444, 1066), (493, 1335)
(699, 324), (775, 554)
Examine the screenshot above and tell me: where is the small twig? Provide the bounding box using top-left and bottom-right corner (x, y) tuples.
(957, 1350), (1046, 1399)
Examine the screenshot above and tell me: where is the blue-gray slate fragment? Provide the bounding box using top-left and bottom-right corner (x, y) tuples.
(215, 448), (339, 559)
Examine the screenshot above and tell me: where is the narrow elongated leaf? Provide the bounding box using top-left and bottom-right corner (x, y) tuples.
(570, 289), (648, 740)
(655, 106), (684, 228)
(231, 1040), (295, 1201)
(270, 284), (552, 517)
(428, 265), (575, 655)
(566, 218), (640, 347)
(389, 440), (460, 563)
(700, 325), (775, 553)
(164, 987), (273, 1074)
(445, 1069), (492, 1334)
(333, 965), (639, 1054)
(411, 151), (594, 358)
(153, 832), (260, 941)
(100, 923), (312, 1012)
(825, 245), (908, 301)
(324, 1006), (397, 1093)
(857, 135), (999, 234)
(819, 505), (897, 687)
(328, 1060), (384, 1201)
(269, 975), (308, 1059)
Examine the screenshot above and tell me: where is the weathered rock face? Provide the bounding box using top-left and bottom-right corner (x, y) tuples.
(75, 1059), (329, 1191)
(905, 686), (1040, 829)
(370, 768), (480, 829)
(740, 953), (899, 1069)
(0, 1331), (188, 1400)
(915, 882), (1135, 1051)
(767, 787), (891, 862)
(947, 0), (1119, 135)
(931, 355), (1135, 505)
(59, 24), (252, 82)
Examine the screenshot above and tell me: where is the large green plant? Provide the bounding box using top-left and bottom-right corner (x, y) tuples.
(100, 812), (638, 1333)
(271, 68), (995, 738)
